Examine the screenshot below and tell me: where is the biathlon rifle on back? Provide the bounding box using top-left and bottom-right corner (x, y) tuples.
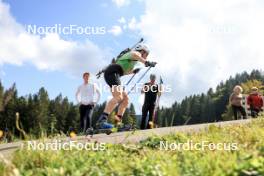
(96, 38), (144, 79)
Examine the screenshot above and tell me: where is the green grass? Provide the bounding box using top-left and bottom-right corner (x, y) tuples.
(1, 118), (264, 176)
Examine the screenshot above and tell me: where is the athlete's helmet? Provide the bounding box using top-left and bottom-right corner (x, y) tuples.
(134, 43), (150, 54)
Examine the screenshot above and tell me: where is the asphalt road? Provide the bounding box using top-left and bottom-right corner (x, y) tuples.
(0, 119), (252, 160)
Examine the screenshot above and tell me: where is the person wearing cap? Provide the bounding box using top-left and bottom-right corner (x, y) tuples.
(140, 74), (161, 129)
(76, 72), (101, 133)
(229, 85), (247, 120)
(247, 87), (263, 117)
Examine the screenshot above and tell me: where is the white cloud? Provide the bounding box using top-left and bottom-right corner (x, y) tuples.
(136, 0), (264, 105)
(108, 25), (123, 36)
(118, 17), (126, 24)
(128, 17), (138, 30)
(116, 17), (139, 31)
(0, 1), (109, 77)
(112, 0), (130, 8)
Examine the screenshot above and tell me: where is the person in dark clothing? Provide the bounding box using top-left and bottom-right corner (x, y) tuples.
(1, 128), (12, 142)
(79, 104), (94, 130)
(141, 74), (161, 129)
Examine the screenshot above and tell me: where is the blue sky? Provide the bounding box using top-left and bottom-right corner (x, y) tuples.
(1, 0), (148, 112)
(1, 0), (264, 114)
(4, 0), (144, 45)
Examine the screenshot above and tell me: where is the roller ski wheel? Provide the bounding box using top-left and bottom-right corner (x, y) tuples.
(85, 127), (114, 136)
(116, 124), (133, 132)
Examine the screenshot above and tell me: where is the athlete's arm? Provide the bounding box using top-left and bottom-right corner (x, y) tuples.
(130, 51), (146, 64)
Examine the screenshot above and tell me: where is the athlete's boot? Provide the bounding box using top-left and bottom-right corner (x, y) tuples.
(96, 114), (114, 129)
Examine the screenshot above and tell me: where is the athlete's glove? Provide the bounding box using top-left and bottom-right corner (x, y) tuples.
(133, 68), (141, 74)
(145, 61), (157, 67)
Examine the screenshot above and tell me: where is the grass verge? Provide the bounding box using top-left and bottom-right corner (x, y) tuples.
(0, 118), (264, 176)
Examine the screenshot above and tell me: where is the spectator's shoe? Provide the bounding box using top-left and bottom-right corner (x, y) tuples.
(85, 127), (94, 135)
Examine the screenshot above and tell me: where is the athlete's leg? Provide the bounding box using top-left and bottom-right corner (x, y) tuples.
(97, 85), (123, 129)
(97, 64), (123, 129)
(104, 85), (123, 114)
(117, 91), (129, 117)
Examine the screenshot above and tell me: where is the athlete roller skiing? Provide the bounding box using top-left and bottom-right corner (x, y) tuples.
(96, 43), (157, 130)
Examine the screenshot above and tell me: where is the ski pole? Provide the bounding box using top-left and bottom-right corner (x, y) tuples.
(127, 67), (152, 95)
(131, 38), (144, 50)
(116, 38), (144, 59)
(125, 73), (137, 86)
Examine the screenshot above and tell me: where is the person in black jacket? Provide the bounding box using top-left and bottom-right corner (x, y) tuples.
(140, 74), (161, 129)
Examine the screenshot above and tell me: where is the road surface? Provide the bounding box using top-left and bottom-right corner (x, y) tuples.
(0, 119), (252, 160)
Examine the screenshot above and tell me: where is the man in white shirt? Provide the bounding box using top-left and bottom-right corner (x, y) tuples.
(76, 72), (101, 133)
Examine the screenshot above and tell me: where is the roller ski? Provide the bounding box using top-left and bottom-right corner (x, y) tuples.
(114, 116), (135, 132)
(85, 127), (113, 136)
(116, 123), (134, 132)
(85, 120), (134, 136)
(85, 119), (114, 136)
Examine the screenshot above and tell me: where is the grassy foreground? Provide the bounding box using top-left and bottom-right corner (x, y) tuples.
(1, 118), (264, 176)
